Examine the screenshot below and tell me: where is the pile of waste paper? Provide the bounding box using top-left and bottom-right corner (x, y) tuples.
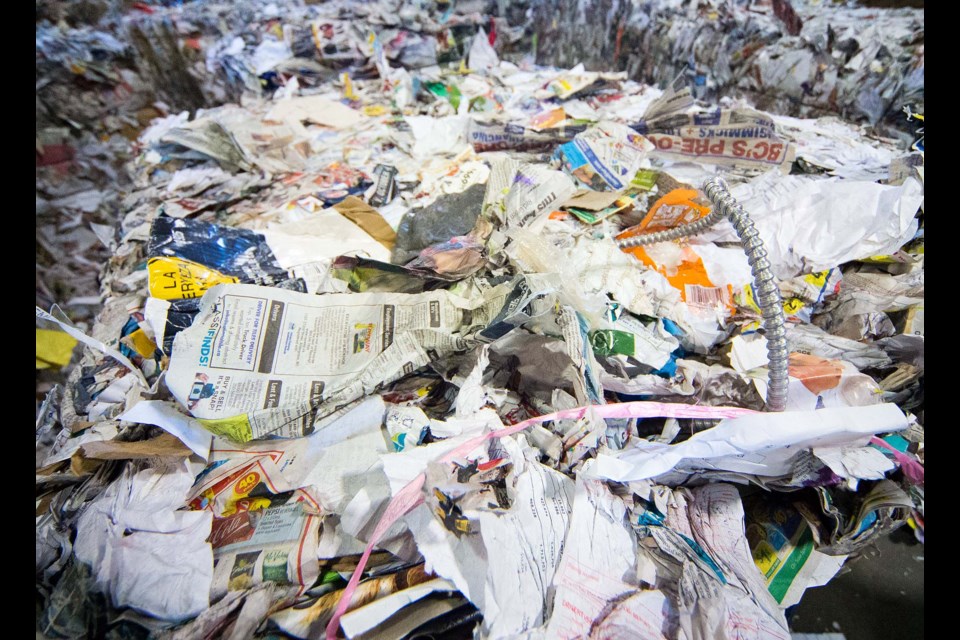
(36, 18), (142, 330)
(531, 0), (924, 128)
(35, 0), (924, 336)
(37, 1), (924, 639)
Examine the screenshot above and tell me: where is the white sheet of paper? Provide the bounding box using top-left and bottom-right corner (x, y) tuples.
(197, 395), (389, 514)
(700, 175), (922, 279)
(142, 297), (170, 345)
(302, 425), (390, 514)
(336, 414), (494, 560)
(468, 27), (499, 71)
(110, 513), (213, 620)
(262, 209), (391, 269)
(381, 429), (572, 638)
(265, 95), (363, 129)
(813, 445), (895, 480)
(377, 417), (503, 603)
(728, 334), (770, 372)
(591, 403), (908, 482)
(405, 116), (468, 158)
(252, 38), (293, 75)
(317, 515), (369, 559)
(686, 484), (786, 630)
(74, 459), (212, 621)
(587, 590), (674, 639)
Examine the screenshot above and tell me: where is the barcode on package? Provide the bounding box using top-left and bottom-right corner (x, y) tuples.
(685, 284), (726, 307)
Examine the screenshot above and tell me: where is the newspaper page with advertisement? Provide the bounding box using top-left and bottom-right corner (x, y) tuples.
(166, 283), (512, 441)
(556, 122), (654, 192)
(642, 107), (796, 170)
(209, 489), (321, 598)
(186, 452), (323, 597)
(629, 78), (796, 170)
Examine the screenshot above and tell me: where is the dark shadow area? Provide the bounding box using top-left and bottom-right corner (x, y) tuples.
(790, 531), (924, 639)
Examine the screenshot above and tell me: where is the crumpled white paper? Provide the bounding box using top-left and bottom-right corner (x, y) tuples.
(591, 403), (908, 482)
(468, 28), (499, 71)
(701, 174), (922, 279)
(74, 459), (213, 621)
(405, 115), (468, 158)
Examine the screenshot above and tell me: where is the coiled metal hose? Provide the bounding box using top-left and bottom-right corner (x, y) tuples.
(615, 177), (789, 412)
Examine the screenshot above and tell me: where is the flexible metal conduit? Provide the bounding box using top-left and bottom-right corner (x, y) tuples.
(615, 177), (789, 412)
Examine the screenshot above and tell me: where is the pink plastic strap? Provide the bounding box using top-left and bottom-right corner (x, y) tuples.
(870, 436), (924, 485)
(324, 474), (426, 639)
(324, 401), (756, 638)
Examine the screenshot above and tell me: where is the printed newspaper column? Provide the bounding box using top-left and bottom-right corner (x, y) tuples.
(166, 282), (512, 441)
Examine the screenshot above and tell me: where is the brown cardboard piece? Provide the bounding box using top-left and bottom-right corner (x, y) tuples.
(333, 196), (397, 250)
